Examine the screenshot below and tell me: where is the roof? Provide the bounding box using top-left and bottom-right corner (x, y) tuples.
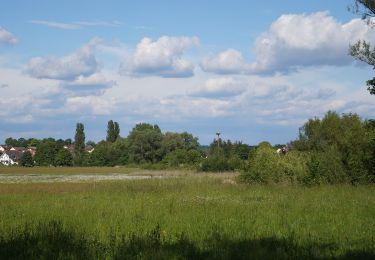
(11, 147), (27, 152)
(3, 150), (23, 161)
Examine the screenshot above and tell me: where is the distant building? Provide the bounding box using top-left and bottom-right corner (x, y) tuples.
(10, 147), (27, 153)
(0, 145), (11, 153)
(64, 144), (95, 154)
(85, 145), (95, 153)
(0, 150), (23, 166)
(27, 147), (37, 157)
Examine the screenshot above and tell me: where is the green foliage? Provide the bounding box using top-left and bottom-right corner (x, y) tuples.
(4, 137), (19, 147)
(293, 111), (371, 183)
(85, 140), (96, 147)
(19, 151), (33, 167)
(54, 149), (73, 167)
(364, 119), (375, 182)
(349, 0), (375, 23)
(200, 139), (247, 172)
(88, 139), (128, 166)
(163, 149), (202, 168)
(34, 140), (59, 166)
(304, 147), (347, 185)
(232, 142), (251, 160)
(241, 143), (309, 184)
(106, 120), (120, 143)
(27, 138), (41, 147)
(201, 148), (243, 172)
(74, 123), (85, 166)
(348, 0), (375, 95)
(127, 123), (164, 163)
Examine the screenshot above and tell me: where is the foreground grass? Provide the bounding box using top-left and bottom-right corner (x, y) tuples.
(0, 175), (374, 259)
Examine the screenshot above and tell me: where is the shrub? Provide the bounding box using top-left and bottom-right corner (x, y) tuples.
(54, 149), (73, 167)
(303, 147), (347, 185)
(163, 149), (202, 168)
(241, 145), (308, 184)
(19, 151), (34, 167)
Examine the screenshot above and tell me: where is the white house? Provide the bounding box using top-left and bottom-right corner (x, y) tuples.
(0, 150), (22, 166)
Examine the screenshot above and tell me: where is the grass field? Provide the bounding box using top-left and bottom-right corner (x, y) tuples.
(0, 168), (374, 259)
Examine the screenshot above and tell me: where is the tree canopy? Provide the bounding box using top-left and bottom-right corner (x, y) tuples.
(19, 151), (33, 167)
(74, 123), (85, 166)
(106, 120), (120, 143)
(126, 123), (163, 163)
(349, 0), (375, 94)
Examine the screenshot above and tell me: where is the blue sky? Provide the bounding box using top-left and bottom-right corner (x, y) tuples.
(0, 0), (374, 145)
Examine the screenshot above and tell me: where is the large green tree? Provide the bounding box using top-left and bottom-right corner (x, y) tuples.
(161, 132), (199, 155)
(20, 151), (33, 167)
(106, 120), (120, 142)
(34, 140), (59, 166)
(54, 149), (73, 166)
(349, 0), (375, 94)
(88, 139), (128, 166)
(74, 123), (85, 166)
(5, 137), (19, 147)
(293, 111), (371, 183)
(127, 123), (163, 163)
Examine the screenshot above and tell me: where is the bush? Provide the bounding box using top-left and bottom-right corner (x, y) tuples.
(19, 151), (34, 167)
(163, 149), (202, 168)
(200, 155), (242, 172)
(240, 145), (308, 184)
(54, 149), (73, 167)
(303, 147), (347, 185)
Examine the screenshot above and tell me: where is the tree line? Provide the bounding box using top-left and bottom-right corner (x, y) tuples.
(4, 111), (375, 185)
(240, 111), (375, 185)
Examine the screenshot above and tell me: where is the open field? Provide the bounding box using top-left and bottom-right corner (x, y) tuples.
(0, 166), (137, 175)
(0, 168), (374, 259)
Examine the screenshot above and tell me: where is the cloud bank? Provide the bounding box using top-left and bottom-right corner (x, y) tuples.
(27, 39), (100, 80)
(202, 12), (375, 75)
(121, 36), (200, 78)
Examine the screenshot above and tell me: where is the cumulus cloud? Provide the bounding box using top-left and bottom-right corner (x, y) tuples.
(121, 36), (200, 78)
(0, 27), (17, 45)
(60, 73), (116, 96)
(251, 12), (375, 74)
(201, 49), (248, 74)
(65, 95), (116, 115)
(190, 77), (246, 98)
(27, 38), (100, 80)
(202, 12), (375, 75)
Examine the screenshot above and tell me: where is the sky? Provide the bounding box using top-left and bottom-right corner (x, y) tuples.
(0, 0), (374, 145)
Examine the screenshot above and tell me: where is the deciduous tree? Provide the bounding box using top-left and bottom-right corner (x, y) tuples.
(74, 123), (85, 166)
(20, 151), (33, 167)
(349, 0), (375, 94)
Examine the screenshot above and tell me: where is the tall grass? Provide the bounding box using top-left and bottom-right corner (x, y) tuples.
(0, 176), (374, 259)
(0, 166), (135, 175)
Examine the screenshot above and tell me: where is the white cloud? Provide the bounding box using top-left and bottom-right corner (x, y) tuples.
(190, 77), (246, 98)
(121, 36), (200, 78)
(27, 38), (100, 80)
(61, 73), (116, 96)
(250, 11), (375, 74)
(158, 96), (232, 118)
(65, 96), (116, 115)
(30, 20), (122, 30)
(202, 12), (375, 75)
(0, 27), (17, 45)
(201, 49), (248, 74)
(30, 20), (80, 30)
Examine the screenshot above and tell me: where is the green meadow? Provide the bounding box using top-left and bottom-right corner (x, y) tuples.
(0, 168), (374, 259)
